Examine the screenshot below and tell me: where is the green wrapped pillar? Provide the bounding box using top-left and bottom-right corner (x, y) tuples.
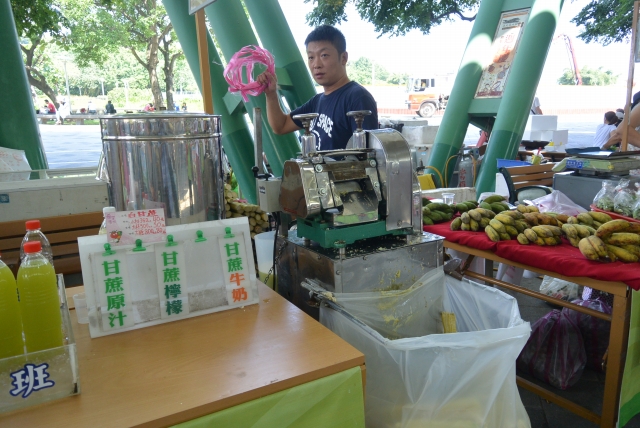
(163, 0), (257, 204)
(426, 0), (503, 187)
(243, 0), (316, 110)
(206, 0), (300, 175)
(0, 0), (48, 170)
(475, 0), (563, 194)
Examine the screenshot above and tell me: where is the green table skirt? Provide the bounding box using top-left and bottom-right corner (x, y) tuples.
(174, 366), (365, 428)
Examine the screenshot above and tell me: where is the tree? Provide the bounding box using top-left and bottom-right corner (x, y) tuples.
(63, 0), (179, 109)
(11, 0), (68, 107)
(305, 0), (478, 36)
(306, 0), (633, 45)
(558, 66), (618, 86)
(571, 0), (634, 45)
(347, 57), (390, 85)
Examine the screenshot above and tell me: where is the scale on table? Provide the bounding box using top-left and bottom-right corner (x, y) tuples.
(565, 151), (640, 176)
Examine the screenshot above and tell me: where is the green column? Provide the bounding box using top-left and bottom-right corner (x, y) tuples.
(0, 0), (48, 170)
(205, 0), (300, 175)
(243, 0), (316, 110)
(426, 0), (503, 186)
(475, 0), (563, 194)
(163, 0), (256, 204)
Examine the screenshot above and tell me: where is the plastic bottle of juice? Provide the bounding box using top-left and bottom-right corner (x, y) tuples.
(20, 220), (54, 265)
(17, 241), (64, 353)
(0, 254), (24, 359)
(99, 206), (116, 235)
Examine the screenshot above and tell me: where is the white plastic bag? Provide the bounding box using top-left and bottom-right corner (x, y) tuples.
(531, 190), (586, 216)
(320, 267), (531, 428)
(539, 276), (579, 302)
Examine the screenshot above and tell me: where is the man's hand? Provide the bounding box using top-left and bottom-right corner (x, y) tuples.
(257, 71), (278, 97)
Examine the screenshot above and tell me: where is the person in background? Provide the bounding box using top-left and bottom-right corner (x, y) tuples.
(566, 111), (617, 153)
(87, 100), (96, 114)
(257, 24), (378, 151)
(143, 103), (151, 112)
(602, 96), (640, 151)
(105, 100), (116, 114)
(530, 95), (543, 115)
(182, 102), (187, 111)
(55, 98), (71, 125)
(44, 99), (56, 114)
(614, 109), (624, 127)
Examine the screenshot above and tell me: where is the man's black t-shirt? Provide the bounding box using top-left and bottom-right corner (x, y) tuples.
(290, 81), (378, 151)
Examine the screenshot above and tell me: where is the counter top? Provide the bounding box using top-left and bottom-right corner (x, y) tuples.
(0, 284), (365, 427)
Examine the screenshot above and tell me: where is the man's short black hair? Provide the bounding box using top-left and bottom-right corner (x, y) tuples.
(305, 25), (346, 54)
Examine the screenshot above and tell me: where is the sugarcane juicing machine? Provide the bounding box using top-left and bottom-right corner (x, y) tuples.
(273, 110), (444, 318)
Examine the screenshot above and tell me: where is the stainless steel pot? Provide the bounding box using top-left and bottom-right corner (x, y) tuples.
(99, 112), (223, 225)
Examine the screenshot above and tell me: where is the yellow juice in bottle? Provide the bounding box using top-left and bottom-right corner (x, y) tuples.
(17, 243), (63, 353)
(0, 260), (24, 358)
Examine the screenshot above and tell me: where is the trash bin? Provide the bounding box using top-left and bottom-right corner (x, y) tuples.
(319, 267), (532, 428)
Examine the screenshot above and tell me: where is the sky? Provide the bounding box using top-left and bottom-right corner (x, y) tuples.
(277, 0), (634, 87)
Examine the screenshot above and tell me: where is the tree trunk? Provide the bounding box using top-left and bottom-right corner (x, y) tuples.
(160, 34), (182, 111)
(21, 37), (58, 107)
(147, 34), (164, 109)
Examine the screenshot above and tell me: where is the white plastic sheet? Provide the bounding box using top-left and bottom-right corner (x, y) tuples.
(320, 267), (531, 428)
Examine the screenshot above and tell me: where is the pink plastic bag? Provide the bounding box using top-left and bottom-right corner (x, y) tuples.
(223, 45), (275, 102)
(562, 299), (612, 372)
(517, 310), (586, 389)
(531, 190), (587, 216)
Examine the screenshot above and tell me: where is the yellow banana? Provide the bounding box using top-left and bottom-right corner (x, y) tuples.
(489, 219), (506, 234)
(499, 232), (511, 241)
(578, 237), (600, 260)
(532, 226), (553, 238)
(577, 213), (594, 225)
(588, 211), (612, 223)
(606, 244), (639, 263)
(495, 213), (515, 226)
(517, 233), (530, 245)
(485, 225), (500, 242)
(586, 235), (608, 258)
(606, 233), (640, 246)
(573, 224), (591, 239)
(468, 209), (482, 222)
(523, 229), (538, 242)
(621, 245), (640, 257)
(596, 219), (630, 239)
(568, 236), (581, 247)
(562, 224), (578, 240)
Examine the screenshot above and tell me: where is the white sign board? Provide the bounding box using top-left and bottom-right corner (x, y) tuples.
(189, 0), (216, 15)
(78, 217), (258, 338)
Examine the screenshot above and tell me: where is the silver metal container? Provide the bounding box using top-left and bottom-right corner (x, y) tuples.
(276, 232), (444, 319)
(99, 112), (223, 225)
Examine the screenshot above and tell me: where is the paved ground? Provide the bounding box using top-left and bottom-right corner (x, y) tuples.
(39, 114), (602, 169)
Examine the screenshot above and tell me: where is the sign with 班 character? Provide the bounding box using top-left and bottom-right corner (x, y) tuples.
(105, 208), (167, 246)
(78, 217), (259, 338)
(475, 8), (530, 99)
(0, 275), (80, 414)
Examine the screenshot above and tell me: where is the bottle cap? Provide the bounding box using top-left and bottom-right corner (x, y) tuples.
(25, 220), (41, 230)
(23, 241), (42, 253)
(103, 206), (116, 214)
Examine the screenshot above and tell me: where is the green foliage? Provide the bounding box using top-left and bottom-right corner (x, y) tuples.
(106, 87), (152, 107)
(557, 66), (619, 86)
(305, 0), (479, 36)
(347, 57), (390, 85)
(571, 0), (634, 45)
(10, 0), (67, 39)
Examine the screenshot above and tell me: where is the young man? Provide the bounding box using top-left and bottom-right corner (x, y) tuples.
(258, 25), (378, 151)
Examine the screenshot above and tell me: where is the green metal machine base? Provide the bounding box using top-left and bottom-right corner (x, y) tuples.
(296, 218), (410, 249)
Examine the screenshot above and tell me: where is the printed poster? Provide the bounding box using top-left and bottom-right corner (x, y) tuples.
(105, 209), (167, 246)
(475, 8), (530, 99)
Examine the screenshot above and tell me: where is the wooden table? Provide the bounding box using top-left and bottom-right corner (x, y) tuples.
(444, 240), (630, 428)
(0, 284), (365, 427)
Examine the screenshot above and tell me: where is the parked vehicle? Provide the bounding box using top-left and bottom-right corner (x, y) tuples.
(406, 76), (451, 117)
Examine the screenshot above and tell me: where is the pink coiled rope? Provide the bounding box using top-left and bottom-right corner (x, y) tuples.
(223, 45), (275, 102)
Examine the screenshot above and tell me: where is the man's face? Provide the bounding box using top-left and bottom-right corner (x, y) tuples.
(306, 41), (347, 88)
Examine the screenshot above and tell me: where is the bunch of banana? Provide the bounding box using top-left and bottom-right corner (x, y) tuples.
(516, 204), (540, 214)
(580, 219), (640, 263)
(515, 224), (563, 246)
(482, 210), (528, 242)
(521, 211), (565, 227)
(478, 195), (511, 214)
(450, 207), (496, 232)
(224, 184), (270, 239)
(565, 211), (613, 229)
(448, 200), (480, 214)
(422, 202), (455, 225)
